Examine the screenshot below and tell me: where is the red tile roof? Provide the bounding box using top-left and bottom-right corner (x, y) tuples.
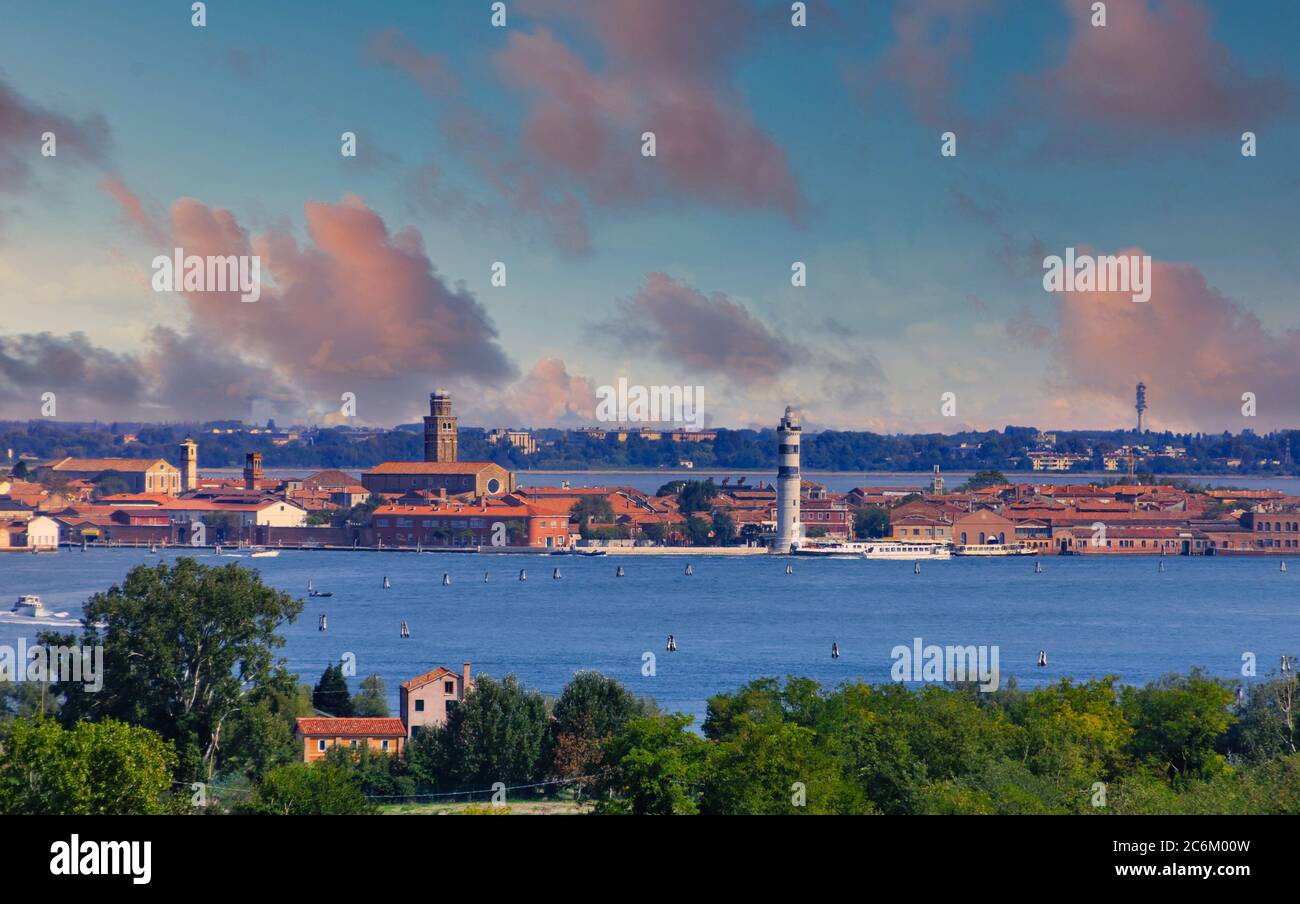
(399, 666), (460, 692)
(295, 717), (406, 737)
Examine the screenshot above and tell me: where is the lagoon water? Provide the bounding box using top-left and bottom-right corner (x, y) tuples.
(2, 549), (1296, 721)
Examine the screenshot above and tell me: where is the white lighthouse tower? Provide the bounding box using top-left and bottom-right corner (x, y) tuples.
(773, 405), (803, 554)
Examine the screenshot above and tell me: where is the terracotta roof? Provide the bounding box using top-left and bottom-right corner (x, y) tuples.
(365, 461), (503, 475)
(45, 457), (173, 473)
(399, 666), (460, 691)
(295, 717), (406, 737)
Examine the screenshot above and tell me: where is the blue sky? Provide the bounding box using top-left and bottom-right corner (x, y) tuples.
(1, 0), (1296, 433)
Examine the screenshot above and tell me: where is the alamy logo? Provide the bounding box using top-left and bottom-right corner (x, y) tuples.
(1042, 247), (1151, 303)
(151, 247), (262, 302)
(594, 378), (704, 430)
(0, 640), (103, 692)
(50, 836), (151, 885)
(890, 637), (1001, 692)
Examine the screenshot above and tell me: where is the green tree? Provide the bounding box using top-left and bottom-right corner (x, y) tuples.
(570, 495), (614, 532)
(699, 716), (870, 814)
(352, 674), (390, 718)
(711, 511), (736, 546)
(853, 506), (889, 539)
(0, 717), (177, 815)
(684, 515), (712, 546)
(593, 714), (706, 815)
(1121, 671), (1234, 783)
(440, 674), (549, 786)
(48, 559), (303, 782)
(313, 664), (354, 716)
(958, 469), (1009, 492)
(240, 761), (377, 815)
(548, 672), (647, 794)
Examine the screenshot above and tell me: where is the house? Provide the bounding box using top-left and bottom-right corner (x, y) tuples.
(399, 662), (475, 735)
(890, 512), (953, 543)
(0, 515), (59, 550)
(295, 717), (407, 762)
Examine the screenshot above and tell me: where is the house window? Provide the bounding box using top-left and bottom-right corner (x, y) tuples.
(415, 699), (425, 712)
(350, 739), (358, 748)
(317, 739), (326, 752)
(381, 740), (390, 751)
(444, 680), (455, 694)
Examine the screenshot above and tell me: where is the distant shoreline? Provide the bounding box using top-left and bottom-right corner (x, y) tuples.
(197, 466), (1299, 481)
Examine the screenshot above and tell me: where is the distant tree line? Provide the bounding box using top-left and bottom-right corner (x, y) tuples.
(4, 421), (1298, 474)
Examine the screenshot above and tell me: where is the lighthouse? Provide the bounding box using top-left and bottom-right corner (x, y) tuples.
(773, 405), (803, 554)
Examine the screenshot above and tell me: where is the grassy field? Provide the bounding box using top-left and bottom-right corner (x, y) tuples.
(380, 798), (592, 816)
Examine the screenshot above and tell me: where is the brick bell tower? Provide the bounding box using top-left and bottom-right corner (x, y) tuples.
(423, 389), (458, 463)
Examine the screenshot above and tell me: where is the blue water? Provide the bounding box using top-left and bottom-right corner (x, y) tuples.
(1, 549), (1295, 721)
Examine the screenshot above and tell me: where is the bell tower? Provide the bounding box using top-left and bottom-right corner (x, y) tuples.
(179, 437), (198, 492)
(424, 390), (458, 463)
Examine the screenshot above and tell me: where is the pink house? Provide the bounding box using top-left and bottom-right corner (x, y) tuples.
(399, 662), (474, 736)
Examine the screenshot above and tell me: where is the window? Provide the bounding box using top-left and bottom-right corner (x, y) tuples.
(444, 680), (455, 694)
(317, 739), (326, 752)
(381, 740), (390, 752)
(414, 699), (425, 712)
(350, 739), (358, 748)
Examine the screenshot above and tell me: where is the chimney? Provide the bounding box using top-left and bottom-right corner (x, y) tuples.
(462, 661), (472, 694)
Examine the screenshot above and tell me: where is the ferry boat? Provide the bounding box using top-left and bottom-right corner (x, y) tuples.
(953, 543), (1034, 556)
(859, 542), (953, 560)
(11, 594), (48, 617)
(793, 541), (873, 559)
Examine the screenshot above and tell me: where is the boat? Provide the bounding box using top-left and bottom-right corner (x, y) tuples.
(793, 541), (874, 559)
(249, 549), (279, 558)
(11, 594), (48, 617)
(575, 548), (608, 557)
(953, 543), (1034, 556)
(859, 542), (953, 560)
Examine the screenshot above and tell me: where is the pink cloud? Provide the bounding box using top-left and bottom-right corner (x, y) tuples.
(99, 174), (166, 243)
(1034, 0), (1289, 133)
(496, 1), (805, 219)
(0, 78), (109, 190)
(872, 0), (998, 129)
(1049, 248), (1300, 430)
(502, 357), (597, 425)
(603, 272), (804, 383)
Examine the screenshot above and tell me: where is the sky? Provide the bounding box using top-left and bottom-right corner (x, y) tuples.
(0, 0), (1296, 435)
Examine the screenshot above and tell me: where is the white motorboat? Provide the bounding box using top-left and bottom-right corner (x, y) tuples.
(953, 543), (1034, 556)
(860, 542), (953, 560)
(11, 594), (48, 617)
(249, 548), (280, 558)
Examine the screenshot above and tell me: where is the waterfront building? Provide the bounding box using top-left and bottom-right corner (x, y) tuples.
(890, 512), (954, 543)
(772, 406), (802, 554)
(954, 509), (1016, 547)
(368, 497), (570, 548)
